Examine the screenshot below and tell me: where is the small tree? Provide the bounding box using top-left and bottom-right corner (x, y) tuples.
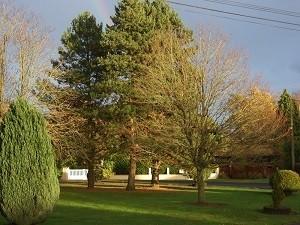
(0, 98), (59, 225)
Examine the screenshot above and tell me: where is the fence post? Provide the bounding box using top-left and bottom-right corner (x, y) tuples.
(166, 167), (170, 175)
(148, 168), (152, 175)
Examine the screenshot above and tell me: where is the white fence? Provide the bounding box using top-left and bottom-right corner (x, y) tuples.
(61, 167), (219, 181)
(61, 168), (88, 181)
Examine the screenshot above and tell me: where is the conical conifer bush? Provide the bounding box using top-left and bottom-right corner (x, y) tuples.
(0, 98), (60, 225)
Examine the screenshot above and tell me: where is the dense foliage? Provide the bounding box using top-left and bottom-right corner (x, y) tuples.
(0, 98), (59, 225)
(113, 157), (150, 175)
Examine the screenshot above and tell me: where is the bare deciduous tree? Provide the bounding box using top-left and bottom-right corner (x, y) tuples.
(136, 29), (286, 203)
(0, 1), (50, 102)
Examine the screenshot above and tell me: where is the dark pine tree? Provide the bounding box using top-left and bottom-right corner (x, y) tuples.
(103, 0), (191, 191)
(52, 11), (109, 188)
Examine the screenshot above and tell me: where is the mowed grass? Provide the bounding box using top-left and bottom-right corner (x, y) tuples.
(1, 185), (300, 225)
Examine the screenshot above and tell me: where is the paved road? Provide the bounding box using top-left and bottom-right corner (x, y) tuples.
(207, 180), (271, 189)
(99, 179), (271, 190)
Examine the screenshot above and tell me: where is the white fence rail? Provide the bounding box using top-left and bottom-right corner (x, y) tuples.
(61, 167), (219, 181)
(62, 168), (88, 181)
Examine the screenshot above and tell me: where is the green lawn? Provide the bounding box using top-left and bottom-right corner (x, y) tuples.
(1, 185), (300, 225)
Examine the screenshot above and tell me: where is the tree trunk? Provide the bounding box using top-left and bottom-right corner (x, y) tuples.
(87, 117), (97, 189)
(87, 161), (95, 189)
(126, 153), (136, 191)
(151, 159), (160, 188)
(196, 167), (206, 203)
(0, 35), (6, 118)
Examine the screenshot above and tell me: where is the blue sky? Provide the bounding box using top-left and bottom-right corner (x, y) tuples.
(14, 0), (300, 93)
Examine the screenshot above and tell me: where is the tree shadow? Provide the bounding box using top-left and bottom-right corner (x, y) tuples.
(0, 187), (299, 225)
(41, 203), (228, 225)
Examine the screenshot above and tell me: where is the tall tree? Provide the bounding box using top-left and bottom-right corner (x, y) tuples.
(136, 30), (286, 203)
(48, 12), (110, 188)
(103, 0), (190, 191)
(278, 89), (300, 170)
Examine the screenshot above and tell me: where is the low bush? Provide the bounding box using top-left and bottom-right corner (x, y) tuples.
(96, 160), (115, 180)
(271, 170), (300, 208)
(113, 158), (149, 175)
(113, 158), (129, 175)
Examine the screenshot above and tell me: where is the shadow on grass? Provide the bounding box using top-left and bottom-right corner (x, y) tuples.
(1, 186), (299, 225)
(48, 189), (300, 225)
(43, 203), (236, 225)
